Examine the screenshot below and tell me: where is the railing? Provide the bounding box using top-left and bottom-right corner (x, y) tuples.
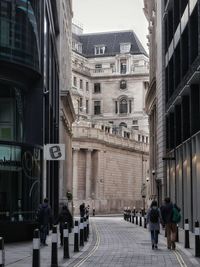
(72, 62), (149, 77)
(72, 126), (149, 153)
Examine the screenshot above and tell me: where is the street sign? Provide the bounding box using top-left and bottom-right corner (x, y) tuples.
(44, 144), (65, 160)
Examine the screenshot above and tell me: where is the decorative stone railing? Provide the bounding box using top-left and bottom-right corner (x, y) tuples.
(72, 126), (149, 153)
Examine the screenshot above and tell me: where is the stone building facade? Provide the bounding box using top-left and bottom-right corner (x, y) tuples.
(144, 0), (165, 206)
(71, 26), (150, 213)
(72, 126), (149, 214)
(72, 26), (149, 141)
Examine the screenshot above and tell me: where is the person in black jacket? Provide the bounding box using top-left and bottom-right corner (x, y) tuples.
(37, 198), (52, 246)
(56, 205), (73, 246)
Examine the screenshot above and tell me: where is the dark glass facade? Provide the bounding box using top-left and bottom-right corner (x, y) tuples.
(0, 0), (40, 70)
(163, 0), (200, 231)
(0, 0), (60, 241)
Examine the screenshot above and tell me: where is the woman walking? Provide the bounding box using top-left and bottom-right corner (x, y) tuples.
(146, 200), (162, 249)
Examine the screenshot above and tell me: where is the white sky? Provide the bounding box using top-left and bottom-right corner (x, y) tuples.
(72, 0), (149, 53)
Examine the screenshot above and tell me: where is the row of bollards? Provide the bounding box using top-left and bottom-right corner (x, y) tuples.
(32, 215), (90, 267)
(124, 211), (200, 258)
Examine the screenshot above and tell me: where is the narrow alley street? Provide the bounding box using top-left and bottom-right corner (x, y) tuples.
(5, 216), (200, 267)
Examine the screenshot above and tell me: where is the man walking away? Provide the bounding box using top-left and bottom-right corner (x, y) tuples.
(147, 200), (162, 249)
(37, 198), (52, 246)
(161, 197), (179, 250)
(56, 204), (73, 246)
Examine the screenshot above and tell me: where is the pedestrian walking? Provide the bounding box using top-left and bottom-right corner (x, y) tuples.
(80, 202), (85, 218)
(56, 204), (73, 246)
(161, 197), (180, 250)
(37, 198), (52, 246)
(146, 200), (162, 249)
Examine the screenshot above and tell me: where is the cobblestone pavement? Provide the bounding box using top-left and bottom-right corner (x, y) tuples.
(74, 217), (197, 267)
(4, 216), (200, 267)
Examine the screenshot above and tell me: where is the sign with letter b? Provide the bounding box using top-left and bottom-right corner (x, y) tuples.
(44, 144), (65, 160)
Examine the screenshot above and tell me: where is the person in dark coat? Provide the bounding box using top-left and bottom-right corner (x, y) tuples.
(161, 197), (178, 250)
(37, 198), (52, 246)
(80, 202), (85, 218)
(56, 205), (73, 246)
(146, 200), (162, 249)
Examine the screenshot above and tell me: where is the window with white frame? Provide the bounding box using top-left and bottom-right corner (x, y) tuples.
(94, 83), (101, 94)
(94, 101), (101, 115)
(120, 43), (131, 53)
(94, 45), (105, 55)
(73, 76), (77, 87)
(119, 98), (128, 113)
(80, 79), (83, 89)
(86, 81), (89, 91)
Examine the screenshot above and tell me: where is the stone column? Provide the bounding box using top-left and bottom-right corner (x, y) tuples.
(85, 149), (93, 199)
(72, 148), (79, 200)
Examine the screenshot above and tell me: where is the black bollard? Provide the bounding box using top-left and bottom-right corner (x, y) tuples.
(84, 217), (87, 242)
(136, 211), (138, 225)
(184, 218), (190, 248)
(32, 229), (40, 267)
(195, 221), (200, 257)
(80, 218), (84, 246)
(139, 213), (142, 226)
(63, 222), (70, 259)
(87, 215), (89, 238)
(144, 214), (147, 229)
(0, 237), (5, 267)
(51, 225), (58, 267)
(176, 224), (179, 242)
(74, 220), (79, 252)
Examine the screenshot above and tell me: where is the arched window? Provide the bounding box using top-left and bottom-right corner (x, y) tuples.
(119, 98), (127, 113)
(119, 122), (127, 128)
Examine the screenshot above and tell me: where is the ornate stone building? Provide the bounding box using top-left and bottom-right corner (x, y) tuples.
(71, 26), (150, 213)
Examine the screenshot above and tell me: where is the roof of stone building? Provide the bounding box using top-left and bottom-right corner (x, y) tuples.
(72, 30), (148, 57)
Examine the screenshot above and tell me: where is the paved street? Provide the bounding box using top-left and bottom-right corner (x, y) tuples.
(4, 216), (200, 267)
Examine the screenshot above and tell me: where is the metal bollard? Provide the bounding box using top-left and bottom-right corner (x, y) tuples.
(136, 211), (138, 225)
(176, 224), (179, 242)
(74, 220), (79, 252)
(139, 213), (142, 227)
(184, 218), (190, 248)
(87, 215), (89, 238)
(51, 225), (58, 267)
(195, 221), (200, 257)
(84, 217), (87, 242)
(0, 237), (5, 267)
(80, 217), (84, 246)
(63, 222), (69, 259)
(32, 229), (40, 267)
(144, 214), (147, 229)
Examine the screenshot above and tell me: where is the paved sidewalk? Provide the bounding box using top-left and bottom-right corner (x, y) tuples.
(3, 216), (200, 266)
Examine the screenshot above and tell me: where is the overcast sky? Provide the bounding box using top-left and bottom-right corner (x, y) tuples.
(72, 0), (149, 53)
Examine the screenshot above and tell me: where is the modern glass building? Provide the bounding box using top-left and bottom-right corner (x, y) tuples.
(163, 0), (200, 231)
(0, 0), (60, 241)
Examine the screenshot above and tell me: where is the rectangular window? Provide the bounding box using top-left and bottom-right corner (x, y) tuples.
(80, 79), (83, 89)
(86, 82), (89, 91)
(132, 120), (138, 125)
(86, 100), (89, 114)
(94, 101), (101, 115)
(138, 134), (141, 142)
(120, 43), (131, 53)
(79, 98), (83, 112)
(129, 100), (132, 113)
(73, 76), (77, 87)
(120, 60), (127, 74)
(95, 45), (105, 55)
(95, 64), (102, 69)
(94, 83), (101, 93)
(115, 101), (118, 114)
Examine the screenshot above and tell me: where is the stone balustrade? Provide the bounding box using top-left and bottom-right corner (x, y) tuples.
(72, 126), (149, 153)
